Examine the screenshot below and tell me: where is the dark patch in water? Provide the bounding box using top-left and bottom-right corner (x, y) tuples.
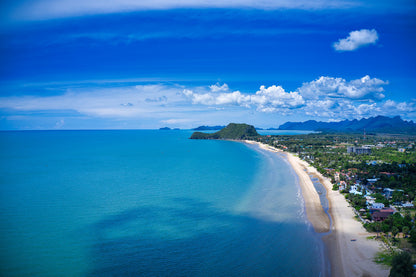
(88, 198), (323, 277)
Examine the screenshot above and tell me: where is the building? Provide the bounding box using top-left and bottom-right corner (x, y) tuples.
(339, 181), (346, 191)
(347, 146), (371, 155)
(403, 202), (414, 208)
(349, 184), (363, 195)
(384, 188), (394, 199)
(372, 208), (394, 222)
(372, 211), (390, 222)
(371, 203), (385, 209)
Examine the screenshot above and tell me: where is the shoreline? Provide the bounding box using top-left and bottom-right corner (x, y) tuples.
(244, 140), (389, 277)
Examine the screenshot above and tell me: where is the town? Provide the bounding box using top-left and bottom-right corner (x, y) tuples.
(254, 132), (416, 264)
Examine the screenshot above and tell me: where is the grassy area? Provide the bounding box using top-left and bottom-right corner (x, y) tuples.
(374, 250), (396, 266)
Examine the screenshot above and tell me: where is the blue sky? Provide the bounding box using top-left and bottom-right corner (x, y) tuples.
(0, 0), (415, 129)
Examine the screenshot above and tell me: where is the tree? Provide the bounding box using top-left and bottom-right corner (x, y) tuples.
(389, 252), (413, 277)
(392, 226), (399, 240)
(374, 222), (382, 238)
(403, 226), (410, 238)
(409, 229), (416, 243)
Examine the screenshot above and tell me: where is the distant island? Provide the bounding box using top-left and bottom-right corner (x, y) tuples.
(159, 127), (180, 130)
(190, 123), (259, 139)
(192, 125), (225, 131)
(278, 115), (416, 134)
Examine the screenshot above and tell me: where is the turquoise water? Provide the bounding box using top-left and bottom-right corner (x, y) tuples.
(0, 130), (325, 276)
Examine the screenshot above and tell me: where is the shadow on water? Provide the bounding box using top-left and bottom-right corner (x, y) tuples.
(88, 198), (324, 277)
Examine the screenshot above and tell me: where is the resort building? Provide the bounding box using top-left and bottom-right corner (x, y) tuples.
(347, 146), (372, 155)
(371, 208), (395, 222)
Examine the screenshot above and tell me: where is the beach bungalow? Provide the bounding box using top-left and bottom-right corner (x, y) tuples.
(372, 211), (390, 222)
(372, 208), (394, 222)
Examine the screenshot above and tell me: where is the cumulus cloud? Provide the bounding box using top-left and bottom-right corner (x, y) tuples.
(297, 75), (387, 100)
(209, 83), (229, 92)
(1, 77), (415, 129)
(183, 84), (304, 112)
(333, 29), (378, 51)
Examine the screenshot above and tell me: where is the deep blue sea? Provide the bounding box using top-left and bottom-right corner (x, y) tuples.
(0, 130), (325, 276)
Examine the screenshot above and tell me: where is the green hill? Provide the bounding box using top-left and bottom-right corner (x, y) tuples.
(190, 123), (259, 140)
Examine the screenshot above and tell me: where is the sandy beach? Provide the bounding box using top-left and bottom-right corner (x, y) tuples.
(245, 140), (390, 277)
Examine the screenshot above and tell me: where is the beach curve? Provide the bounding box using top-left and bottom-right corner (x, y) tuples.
(244, 140), (390, 277)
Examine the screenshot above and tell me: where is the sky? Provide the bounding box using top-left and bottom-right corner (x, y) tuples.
(0, 0), (415, 130)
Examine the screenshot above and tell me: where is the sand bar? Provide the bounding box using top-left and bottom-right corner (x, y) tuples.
(245, 140), (390, 277)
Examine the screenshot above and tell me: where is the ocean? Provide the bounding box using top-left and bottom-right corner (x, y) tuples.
(0, 130), (325, 276)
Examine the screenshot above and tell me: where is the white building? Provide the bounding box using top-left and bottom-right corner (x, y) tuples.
(349, 184), (362, 195)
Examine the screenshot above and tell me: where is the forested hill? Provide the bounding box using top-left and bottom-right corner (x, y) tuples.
(190, 123), (259, 139)
(278, 116), (416, 134)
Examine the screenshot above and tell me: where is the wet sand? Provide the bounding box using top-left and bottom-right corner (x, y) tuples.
(244, 140), (389, 277)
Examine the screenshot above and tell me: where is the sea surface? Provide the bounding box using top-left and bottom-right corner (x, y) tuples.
(0, 130), (325, 276)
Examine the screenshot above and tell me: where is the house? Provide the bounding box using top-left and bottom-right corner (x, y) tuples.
(384, 188), (395, 199)
(334, 172), (340, 183)
(367, 178), (378, 183)
(339, 181), (346, 191)
(365, 195), (376, 205)
(349, 184), (362, 195)
(371, 202), (385, 209)
(402, 202), (415, 208)
(372, 208), (394, 222)
(372, 211), (390, 222)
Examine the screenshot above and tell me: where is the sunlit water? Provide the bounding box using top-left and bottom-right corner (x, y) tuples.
(0, 130), (325, 276)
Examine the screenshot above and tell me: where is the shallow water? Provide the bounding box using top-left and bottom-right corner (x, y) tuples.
(0, 130), (325, 276)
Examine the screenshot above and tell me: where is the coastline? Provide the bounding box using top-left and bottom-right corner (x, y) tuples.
(245, 140), (389, 277)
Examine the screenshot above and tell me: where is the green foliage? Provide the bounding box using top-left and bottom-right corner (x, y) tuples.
(410, 229), (416, 243)
(389, 251), (413, 277)
(190, 123), (259, 140)
(374, 251), (395, 266)
(347, 194), (366, 210)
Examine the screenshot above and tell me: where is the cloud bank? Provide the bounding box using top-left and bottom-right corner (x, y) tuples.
(333, 29), (379, 51)
(0, 76), (415, 129)
(182, 76), (414, 120)
(6, 0), (359, 21)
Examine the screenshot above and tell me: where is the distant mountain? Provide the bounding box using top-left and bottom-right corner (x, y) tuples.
(278, 116), (416, 134)
(159, 127), (180, 130)
(192, 125), (225, 131)
(190, 123), (259, 139)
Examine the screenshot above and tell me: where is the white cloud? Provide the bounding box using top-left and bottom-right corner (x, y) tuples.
(1, 78), (415, 129)
(209, 83), (229, 92)
(0, 84), (187, 118)
(183, 84), (304, 112)
(7, 0), (359, 21)
(297, 75), (387, 100)
(333, 29), (379, 51)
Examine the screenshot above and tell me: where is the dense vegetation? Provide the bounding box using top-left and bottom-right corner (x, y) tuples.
(190, 123), (259, 140)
